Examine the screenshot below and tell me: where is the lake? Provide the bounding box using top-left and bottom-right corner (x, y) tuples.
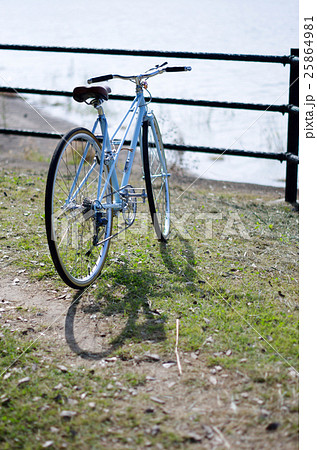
(0, 0), (298, 186)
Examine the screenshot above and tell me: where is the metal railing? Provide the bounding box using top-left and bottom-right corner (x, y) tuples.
(0, 44), (299, 202)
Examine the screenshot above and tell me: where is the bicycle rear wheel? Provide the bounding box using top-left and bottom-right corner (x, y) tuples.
(142, 115), (170, 242)
(45, 128), (113, 289)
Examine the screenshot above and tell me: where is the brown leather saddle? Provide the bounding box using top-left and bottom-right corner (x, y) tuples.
(72, 85), (111, 103)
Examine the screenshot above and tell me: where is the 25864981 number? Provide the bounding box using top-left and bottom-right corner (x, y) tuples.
(304, 17), (314, 79)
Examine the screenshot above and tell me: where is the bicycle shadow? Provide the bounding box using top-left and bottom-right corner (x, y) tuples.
(159, 233), (197, 285)
(65, 261), (167, 360)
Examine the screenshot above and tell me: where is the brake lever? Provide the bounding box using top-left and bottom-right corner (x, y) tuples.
(146, 61), (168, 72)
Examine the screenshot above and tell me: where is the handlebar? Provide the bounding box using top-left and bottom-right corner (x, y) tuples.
(87, 74), (114, 84)
(165, 67), (191, 72)
(87, 65), (191, 84)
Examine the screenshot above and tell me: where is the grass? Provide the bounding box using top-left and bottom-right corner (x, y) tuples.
(0, 167), (298, 448)
(0, 329), (170, 449)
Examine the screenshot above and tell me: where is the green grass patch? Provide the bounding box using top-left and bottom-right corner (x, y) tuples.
(0, 168), (299, 447)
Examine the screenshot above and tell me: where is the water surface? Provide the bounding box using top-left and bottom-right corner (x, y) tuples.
(0, 0), (298, 186)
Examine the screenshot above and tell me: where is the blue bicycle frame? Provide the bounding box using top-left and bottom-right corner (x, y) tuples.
(92, 88), (148, 212)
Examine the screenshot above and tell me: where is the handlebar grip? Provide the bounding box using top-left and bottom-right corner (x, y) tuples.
(165, 66), (192, 72)
(87, 74), (114, 84)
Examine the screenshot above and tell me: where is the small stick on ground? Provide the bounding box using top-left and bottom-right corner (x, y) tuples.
(175, 318), (182, 376)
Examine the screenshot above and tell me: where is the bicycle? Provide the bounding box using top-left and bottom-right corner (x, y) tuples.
(45, 62), (191, 289)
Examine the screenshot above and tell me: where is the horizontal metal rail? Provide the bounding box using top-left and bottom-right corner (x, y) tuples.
(0, 44), (298, 65)
(0, 87), (298, 114)
(0, 128), (299, 164)
(0, 128), (63, 139)
(163, 143), (299, 163)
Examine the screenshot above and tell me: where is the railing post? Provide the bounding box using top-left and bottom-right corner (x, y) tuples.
(285, 48), (299, 204)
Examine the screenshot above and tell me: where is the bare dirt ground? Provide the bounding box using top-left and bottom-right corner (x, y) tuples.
(0, 94), (298, 449)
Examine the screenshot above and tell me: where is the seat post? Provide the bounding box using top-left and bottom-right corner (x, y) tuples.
(94, 100), (105, 117)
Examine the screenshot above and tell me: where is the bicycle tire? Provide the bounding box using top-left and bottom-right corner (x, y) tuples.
(45, 127), (113, 289)
(142, 115), (170, 241)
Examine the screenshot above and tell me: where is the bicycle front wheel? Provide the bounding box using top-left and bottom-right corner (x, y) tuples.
(142, 115), (170, 242)
(45, 128), (113, 289)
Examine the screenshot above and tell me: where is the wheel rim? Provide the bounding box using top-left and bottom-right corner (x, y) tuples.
(49, 132), (112, 286)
